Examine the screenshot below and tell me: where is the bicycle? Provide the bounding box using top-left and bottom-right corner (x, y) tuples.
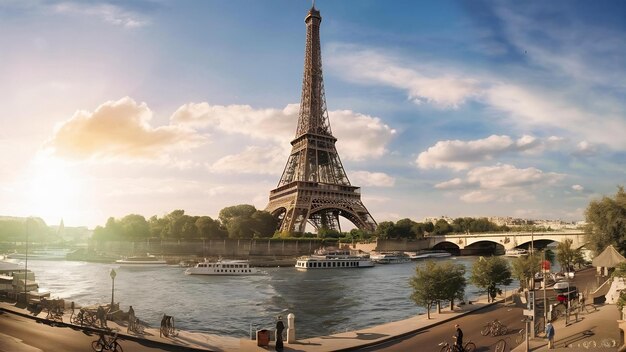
(481, 319), (508, 337)
(495, 338), (507, 352)
(160, 314), (177, 338)
(127, 317), (145, 335)
(91, 331), (123, 352)
(437, 340), (476, 352)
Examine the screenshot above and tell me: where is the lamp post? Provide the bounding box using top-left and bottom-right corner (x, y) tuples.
(24, 219), (29, 305)
(110, 268), (117, 309)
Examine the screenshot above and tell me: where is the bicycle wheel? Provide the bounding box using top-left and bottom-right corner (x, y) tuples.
(464, 342), (476, 352)
(500, 325), (508, 335)
(91, 340), (104, 352)
(495, 339), (506, 352)
(439, 344), (450, 352)
(481, 325), (491, 336)
(113, 341), (124, 352)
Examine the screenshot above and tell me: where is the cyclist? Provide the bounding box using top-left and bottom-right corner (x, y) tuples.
(453, 324), (464, 352)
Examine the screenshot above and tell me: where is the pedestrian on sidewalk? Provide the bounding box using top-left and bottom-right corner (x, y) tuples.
(275, 316), (285, 352)
(545, 321), (555, 349)
(97, 305), (107, 328)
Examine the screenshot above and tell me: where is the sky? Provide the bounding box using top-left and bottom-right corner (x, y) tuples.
(1, 0), (625, 229)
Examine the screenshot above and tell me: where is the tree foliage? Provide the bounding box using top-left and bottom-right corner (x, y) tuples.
(511, 254), (541, 290)
(556, 238), (577, 272)
(470, 256), (513, 302)
(410, 261), (466, 318)
(91, 205), (275, 242)
(585, 186), (626, 255)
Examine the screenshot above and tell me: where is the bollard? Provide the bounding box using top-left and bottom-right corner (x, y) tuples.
(287, 313), (296, 343)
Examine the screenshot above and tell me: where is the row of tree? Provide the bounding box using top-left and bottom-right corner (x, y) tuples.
(410, 238), (589, 318)
(375, 217), (510, 240)
(92, 205), (278, 241)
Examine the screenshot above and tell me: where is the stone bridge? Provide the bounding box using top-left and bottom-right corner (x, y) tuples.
(428, 230), (586, 253)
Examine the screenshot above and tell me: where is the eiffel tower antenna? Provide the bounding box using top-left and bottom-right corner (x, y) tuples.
(265, 5), (377, 234)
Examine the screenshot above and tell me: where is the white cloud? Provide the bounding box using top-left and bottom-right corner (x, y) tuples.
(435, 178), (465, 190)
(438, 164), (565, 204)
(572, 184), (584, 192)
(53, 2), (149, 28)
(349, 171), (395, 187)
(326, 44), (478, 108)
(467, 164), (564, 189)
(209, 146), (287, 175)
(416, 135), (552, 170)
(575, 141), (597, 156)
(172, 102), (395, 161)
(328, 43), (626, 151)
(46, 97), (206, 161)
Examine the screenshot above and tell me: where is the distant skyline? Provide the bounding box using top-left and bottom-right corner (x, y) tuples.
(1, 0), (624, 229)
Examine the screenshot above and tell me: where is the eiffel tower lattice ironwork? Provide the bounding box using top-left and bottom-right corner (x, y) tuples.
(265, 5), (377, 234)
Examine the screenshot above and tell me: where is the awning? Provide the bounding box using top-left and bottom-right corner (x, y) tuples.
(592, 245), (626, 268)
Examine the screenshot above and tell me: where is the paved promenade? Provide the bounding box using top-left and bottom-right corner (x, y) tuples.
(511, 302), (621, 352)
(1, 295), (500, 352)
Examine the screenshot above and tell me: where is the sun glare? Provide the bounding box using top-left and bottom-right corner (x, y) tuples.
(24, 156), (84, 225)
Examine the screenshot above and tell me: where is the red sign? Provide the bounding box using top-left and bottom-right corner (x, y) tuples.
(542, 260), (551, 271)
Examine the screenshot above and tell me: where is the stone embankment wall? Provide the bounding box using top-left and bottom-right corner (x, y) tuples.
(93, 239), (335, 258)
(370, 239), (431, 252)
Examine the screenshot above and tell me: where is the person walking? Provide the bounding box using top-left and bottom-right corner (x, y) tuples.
(127, 306), (135, 333)
(545, 321), (555, 349)
(97, 305), (107, 328)
(275, 316), (285, 352)
(453, 324), (464, 352)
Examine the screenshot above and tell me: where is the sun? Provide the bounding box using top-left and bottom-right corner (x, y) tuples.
(24, 155), (84, 224)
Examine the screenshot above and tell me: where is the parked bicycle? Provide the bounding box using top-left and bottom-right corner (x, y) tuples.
(160, 314), (177, 338)
(127, 317), (145, 335)
(91, 331), (123, 352)
(481, 319), (508, 337)
(438, 339), (476, 352)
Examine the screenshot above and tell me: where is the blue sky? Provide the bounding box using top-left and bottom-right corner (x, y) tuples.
(1, 0), (624, 229)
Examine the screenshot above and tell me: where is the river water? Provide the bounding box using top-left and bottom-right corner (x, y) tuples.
(22, 256), (520, 339)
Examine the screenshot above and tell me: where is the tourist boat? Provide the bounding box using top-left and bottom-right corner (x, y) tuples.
(295, 247), (374, 270)
(370, 251), (411, 264)
(184, 259), (262, 275)
(504, 248), (529, 257)
(115, 254), (168, 266)
(405, 250), (452, 260)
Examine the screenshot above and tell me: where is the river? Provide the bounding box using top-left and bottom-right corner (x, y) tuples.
(21, 256), (520, 339)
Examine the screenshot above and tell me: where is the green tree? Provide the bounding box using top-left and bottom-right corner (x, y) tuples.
(585, 186), (626, 254)
(433, 219), (453, 235)
(470, 256), (513, 302)
(250, 211), (278, 238)
(195, 216), (227, 239)
(511, 254), (541, 290)
(439, 262), (467, 310)
(375, 221), (396, 239)
(409, 261), (440, 319)
(119, 214), (150, 241)
(556, 238), (576, 272)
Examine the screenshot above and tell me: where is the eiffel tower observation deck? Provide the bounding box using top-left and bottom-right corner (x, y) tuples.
(265, 5), (377, 234)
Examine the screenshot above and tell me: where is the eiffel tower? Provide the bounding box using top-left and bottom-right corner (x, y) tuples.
(265, 5), (377, 234)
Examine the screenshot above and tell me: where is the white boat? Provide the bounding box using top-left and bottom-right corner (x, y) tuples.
(504, 248), (529, 257)
(295, 247), (374, 270)
(185, 259), (261, 275)
(115, 254), (168, 266)
(406, 250), (452, 260)
(370, 251), (411, 264)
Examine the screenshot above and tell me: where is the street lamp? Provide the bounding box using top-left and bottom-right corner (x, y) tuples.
(24, 218), (29, 305)
(110, 268), (117, 309)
